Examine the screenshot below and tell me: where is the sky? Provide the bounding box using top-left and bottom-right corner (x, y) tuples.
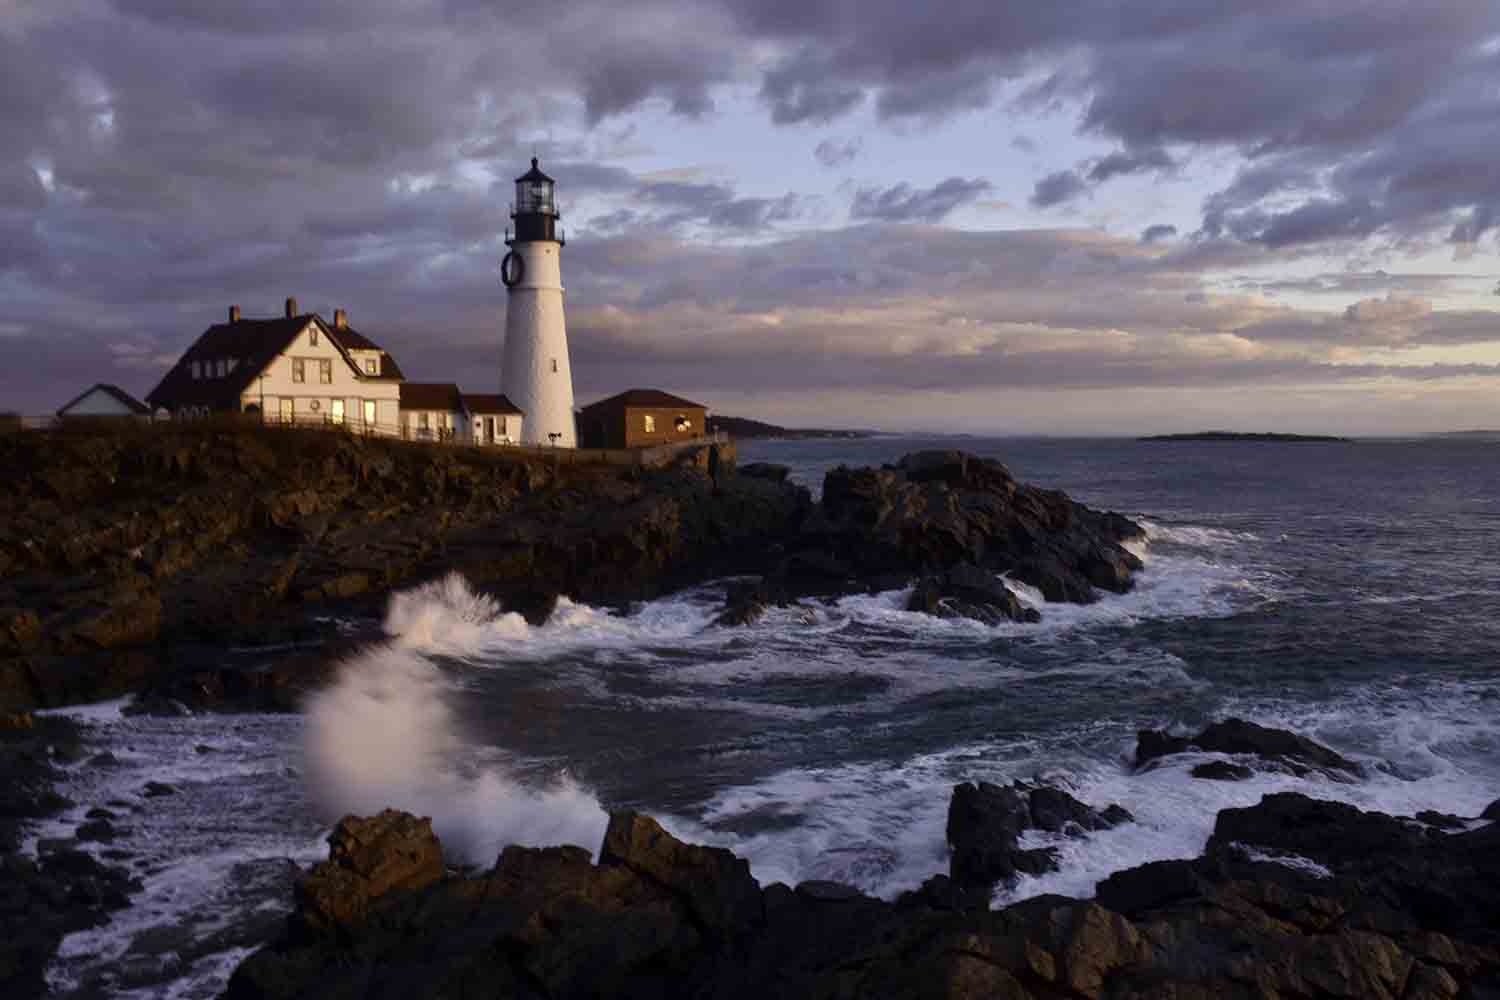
(3, 0), (1499, 434)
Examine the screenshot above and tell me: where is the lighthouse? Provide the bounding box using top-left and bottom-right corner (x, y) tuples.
(500, 158), (576, 447)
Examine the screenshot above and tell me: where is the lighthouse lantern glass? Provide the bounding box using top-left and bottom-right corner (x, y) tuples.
(517, 178), (554, 216)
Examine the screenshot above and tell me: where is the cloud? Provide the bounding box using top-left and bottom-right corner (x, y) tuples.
(1141, 224), (1177, 244)
(850, 177), (992, 223)
(1343, 293), (1433, 327)
(1031, 169), (1087, 208)
(1087, 147), (1174, 184)
(813, 137), (861, 168)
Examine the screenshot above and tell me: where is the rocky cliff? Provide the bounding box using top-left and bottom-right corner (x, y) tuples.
(2, 428), (1141, 713)
(0, 422), (808, 712)
(226, 784), (1500, 1000)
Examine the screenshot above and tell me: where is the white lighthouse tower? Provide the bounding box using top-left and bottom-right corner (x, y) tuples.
(500, 158), (576, 447)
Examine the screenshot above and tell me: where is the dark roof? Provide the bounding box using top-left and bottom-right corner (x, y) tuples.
(147, 312), (407, 411)
(462, 393), (523, 416)
(400, 382), (464, 411)
(56, 383), (151, 416)
(147, 316), (322, 410)
(579, 388), (708, 413)
(515, 157), (554, 184)
(327, 322), (406, 380)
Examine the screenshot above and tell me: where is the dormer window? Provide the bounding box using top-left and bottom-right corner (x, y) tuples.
(365, 358), (379, 375)
(309, 327), (319, 347)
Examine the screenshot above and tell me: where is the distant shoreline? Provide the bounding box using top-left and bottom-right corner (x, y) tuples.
(708, 415), (877, 440)
(1138, 431), (1351, 443)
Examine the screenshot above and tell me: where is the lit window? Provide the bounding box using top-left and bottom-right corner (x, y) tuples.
(675, 415), (692, 432)
(365, 358), (379, 375)
(643, 414), (656, 433)
(319, 359), (332, 384)
(279, 398), (293, 422)
(309, 327), (319, 347)
(292, 358), (306, 383)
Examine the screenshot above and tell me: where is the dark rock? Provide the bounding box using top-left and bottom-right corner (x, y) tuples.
(1190, 760), (1253, 781)
(85, 806), (117, 820)
(1481, 799), (1500, 821)
(87, 751), (120, 767)
(1137, 718), (1361, 777)
(75, 817), (120, 842)
(600, 811), (762, 936)
(224, 799), (1500, 1000)
(713, 578), (783, 628)
(142, 781), (176, 797)
(122, 695), (191, 717)
(294, 809), (444, 937)
(947, 780), (1132, 895)
(907, 563), (1041, 624)
(793, 879), (868, 902)
(1415, 809), (1468, 831)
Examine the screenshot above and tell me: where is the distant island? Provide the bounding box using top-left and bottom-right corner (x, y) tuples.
(708, 415), (876, 440)
(1430, 429), (1500, 439)
(1139, 431), (1351, 443)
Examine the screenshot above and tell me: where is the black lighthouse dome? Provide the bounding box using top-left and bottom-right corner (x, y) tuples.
(508, 158), (562, 244)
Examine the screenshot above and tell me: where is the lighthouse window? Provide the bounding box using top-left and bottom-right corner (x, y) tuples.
(551, 358), (558, 373)
(643, 414), (656, 433)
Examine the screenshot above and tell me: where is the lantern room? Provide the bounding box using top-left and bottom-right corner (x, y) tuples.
(508, 157), (562, 244)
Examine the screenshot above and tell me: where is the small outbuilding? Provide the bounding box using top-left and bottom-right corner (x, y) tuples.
(399, 382), (466, 441)
(463, 393), (524, 446)
(578, 388), (708, 449)
(56, 383), (152, 420)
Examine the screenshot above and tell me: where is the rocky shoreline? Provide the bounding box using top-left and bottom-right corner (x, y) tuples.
(1, 426), (1141, 716)
(227, 721), (1500, 999)
(1, 425), (1151, 993)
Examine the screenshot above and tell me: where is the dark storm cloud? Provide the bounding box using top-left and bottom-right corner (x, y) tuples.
(2, 0), (1499, 418)
(1141, 224), (1177, 244)
(1030, 170), (1086, 209)
(1087, 148), (1174, 184)
(851, 178), (992, 223)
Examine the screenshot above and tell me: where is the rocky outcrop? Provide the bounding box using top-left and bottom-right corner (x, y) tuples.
(947, 781), (1132, 897)
(293, 810), (444, 939)
(907, 563), (1041, 624)
(0, 715), (140, 998)
(227, 791), (1500, 1000)
(811, 451), (1142, 602)
(0, 423), (811, 711)
(1136, 718), (1363, 779)
(715, 449), (1143, 625)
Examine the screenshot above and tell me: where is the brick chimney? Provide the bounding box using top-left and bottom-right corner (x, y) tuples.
(285, 296), (298, 318)
(229, 305), (240, 323)
(334, 308), (347, 329)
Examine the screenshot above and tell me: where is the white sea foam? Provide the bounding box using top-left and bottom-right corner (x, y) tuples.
(302, 640), (609, 865)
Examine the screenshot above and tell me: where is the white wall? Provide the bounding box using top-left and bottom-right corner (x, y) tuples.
(500, 241), (576, 447)
(233, 320), (401, 434)
(469, 413), (522, 445)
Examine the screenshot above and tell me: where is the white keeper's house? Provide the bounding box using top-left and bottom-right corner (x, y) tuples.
(145, 298), (523, 445)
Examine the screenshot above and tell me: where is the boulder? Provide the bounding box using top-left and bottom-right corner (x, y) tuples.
(1190, 760), (1253, 781)
(1136, 718), (1361, 778)
(294, 810), (444, 937)
(599, 811), (762, 936)
(946, 780), (1132, 896)
(907, 563), (1041, 624)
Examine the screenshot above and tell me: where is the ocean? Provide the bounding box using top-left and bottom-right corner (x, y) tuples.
(34, 434), (1500, 997)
